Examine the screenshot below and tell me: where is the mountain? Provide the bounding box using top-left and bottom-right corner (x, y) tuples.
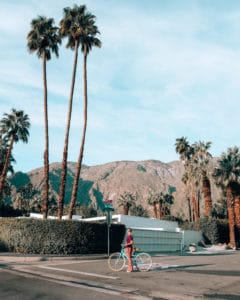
(10, 159), (222, 219)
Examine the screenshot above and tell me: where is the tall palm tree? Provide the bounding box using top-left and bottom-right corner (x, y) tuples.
(175, 137), (194, 220)
(192, 141), (213, 216)
(182, 172), (192, 221)
(213, 147), (240, 249)
(27, 16), (61, 219)
(58, 5), (90, 219)
(0, 109), (30, 201)
(67, 6), (101, 219)
(118, 192), (135, 215)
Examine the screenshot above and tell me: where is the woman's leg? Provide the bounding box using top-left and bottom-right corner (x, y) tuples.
(126, 247), (133, 272)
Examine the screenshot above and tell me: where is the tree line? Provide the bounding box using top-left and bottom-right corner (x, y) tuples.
(175, 137), (240, 249)
(0, 4), (101, 220)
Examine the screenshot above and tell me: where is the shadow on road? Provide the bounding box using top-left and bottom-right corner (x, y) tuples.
(181, 269), (240, 277)
(204, 293), (240, 299)
(151, 263), (212, 271)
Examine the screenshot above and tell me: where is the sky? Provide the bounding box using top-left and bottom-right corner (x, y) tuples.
(0, 0), (240, 173)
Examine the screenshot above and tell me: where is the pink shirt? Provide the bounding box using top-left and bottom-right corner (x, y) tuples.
(126, 234), (133, 248)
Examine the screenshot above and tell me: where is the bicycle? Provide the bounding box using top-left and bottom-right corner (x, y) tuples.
(108, 246), (152, 272)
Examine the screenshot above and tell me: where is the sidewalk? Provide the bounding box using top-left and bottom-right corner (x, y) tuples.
(0, 252), (108, 263)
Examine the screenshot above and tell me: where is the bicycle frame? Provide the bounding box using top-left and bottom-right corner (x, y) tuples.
(108, 246), (152, 272)
(120, 247), (147, 268)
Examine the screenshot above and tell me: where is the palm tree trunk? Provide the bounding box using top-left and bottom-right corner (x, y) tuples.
(153, 202), (157, 218)
(203, 175), (212, 217)
(234, 195), (240, 229)
(123, 205), (129, 215)
(42, 53), (49, 220)
(68, 46), (88, 219)
(185, 182), (192, 221)
(0, 137), (14, 201)
(158, 201), (162, 219)
(187, 196), (192, 221)
(226, 185), (236, 248)
(191, 183), (199, 230)
(58, 40), (79, 220)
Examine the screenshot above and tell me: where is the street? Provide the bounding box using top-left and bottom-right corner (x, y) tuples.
(0, 251), (240, 299)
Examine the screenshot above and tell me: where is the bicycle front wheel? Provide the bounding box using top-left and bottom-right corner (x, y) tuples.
(108, 252), (126, 272)
(135, 252), (152, 271)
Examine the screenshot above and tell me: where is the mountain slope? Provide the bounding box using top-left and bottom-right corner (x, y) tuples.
(11, 159), (221, 219)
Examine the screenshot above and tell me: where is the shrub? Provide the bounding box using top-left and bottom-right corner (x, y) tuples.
(0, 204), (22, 217)
(0, 218), (125, 254)
(199, 217), (229, 244)
(181, 218), (240, 246)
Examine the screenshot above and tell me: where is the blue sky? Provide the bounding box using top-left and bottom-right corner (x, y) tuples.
(1, 0), (240, 172)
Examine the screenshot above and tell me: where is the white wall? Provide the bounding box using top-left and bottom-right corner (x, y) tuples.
(117, 215), (179, 230)
(182, 230), (203, 247)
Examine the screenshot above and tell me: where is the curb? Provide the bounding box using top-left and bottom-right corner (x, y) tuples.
(0, 253), (108, 263)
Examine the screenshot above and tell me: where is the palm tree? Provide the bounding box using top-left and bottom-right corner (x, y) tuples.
(0, 133), (15, 176)
(175, 137), (194, 220)
(213, 147), (240, 249)
(182, 172), (192, 221)
(156, 192), (164, 219)
(192, 141), (213, 217)
(58, 5), (87, 219)
(118, 192), (135, 215)
(0, 109), (30, 201)
(161, 193), (174, 217)
(147, 191), (158, 218)
(175, 137), (193, 166)
(27, 16), (61, 219)
(67, 5), (101, 219)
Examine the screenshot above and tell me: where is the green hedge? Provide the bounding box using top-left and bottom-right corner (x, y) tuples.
(199, 218), (229, 244)
(181, 218), (240, 245)
(0, 218), (126, 254)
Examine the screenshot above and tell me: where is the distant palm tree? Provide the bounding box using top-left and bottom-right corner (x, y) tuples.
(175, 137), (193, 166)
(192, 141), (212, 217)
(67, 5), (101, 220)
(175, 137), (194, 220)
(27, 16), (61, 219)
(118, 192), (135, 215)
(213, 147), (240, 249)
(0, 109), (30, 201)
(156, 192), (164, 219)
(147, 191), (158, 218)
(130, 203), (148, 217)
(161, 193), (174, 217)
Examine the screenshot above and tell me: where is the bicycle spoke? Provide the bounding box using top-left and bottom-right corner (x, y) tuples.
(135, 253), (152, 271)
(108, 252), (126, 272)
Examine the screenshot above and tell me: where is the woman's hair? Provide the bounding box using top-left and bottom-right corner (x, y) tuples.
(127, 228), (132, 233)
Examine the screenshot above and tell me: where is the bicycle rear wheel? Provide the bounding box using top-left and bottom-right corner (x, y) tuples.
(135, 252), (152, 271)
(108, 252), (126, 271)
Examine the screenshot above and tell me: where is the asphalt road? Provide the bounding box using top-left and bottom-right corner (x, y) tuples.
(0, 250), (240, 300)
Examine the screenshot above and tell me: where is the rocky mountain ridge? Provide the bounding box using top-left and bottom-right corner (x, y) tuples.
(11, 159), (221, 219)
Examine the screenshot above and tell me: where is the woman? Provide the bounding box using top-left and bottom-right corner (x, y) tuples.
(125, 228), (134, 272)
